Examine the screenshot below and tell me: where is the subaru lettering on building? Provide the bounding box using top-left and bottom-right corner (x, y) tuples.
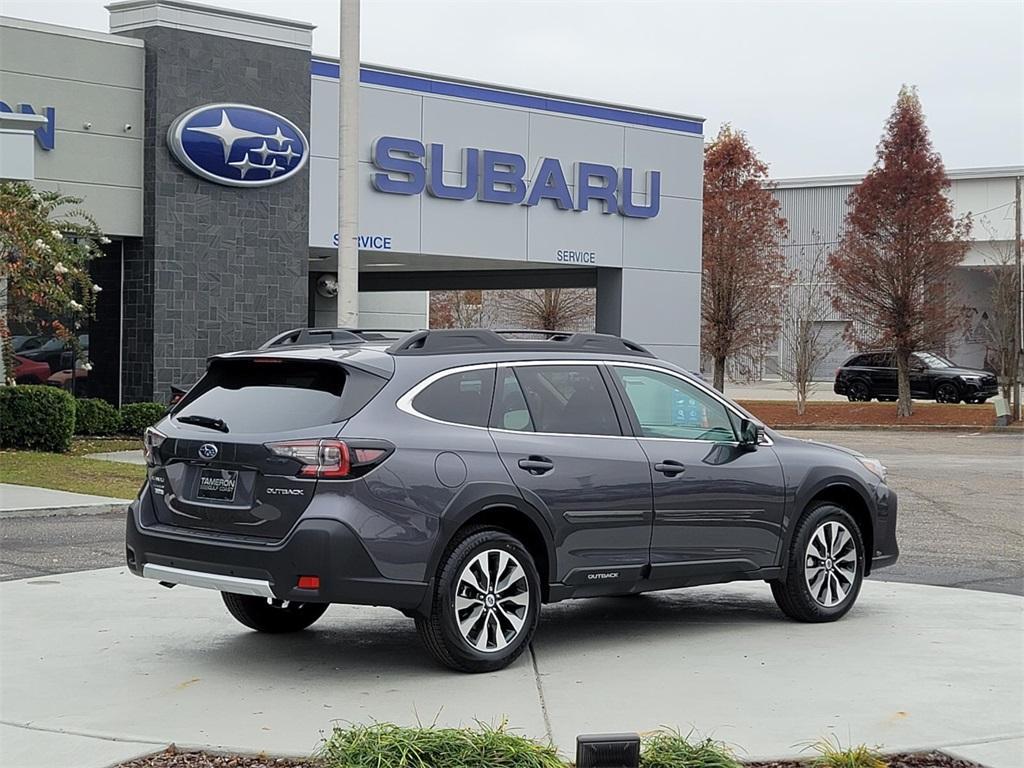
(370, 136), (661, 219)
(167, 103), (309, 188)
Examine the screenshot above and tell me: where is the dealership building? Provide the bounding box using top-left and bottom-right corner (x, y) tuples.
(0, 0), (705, 405)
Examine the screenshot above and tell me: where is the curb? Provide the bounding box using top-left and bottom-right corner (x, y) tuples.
(0, 502), (129, 520)
(771, 424), (1023, 432)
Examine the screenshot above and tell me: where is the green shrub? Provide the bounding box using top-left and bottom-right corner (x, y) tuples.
(0, 385), (76, 452)
(807, 737), (887, 768)
(119, 402), (167, 436)
(641, 730), (741, 768)
(318, 721), (566, 768)
(74, 398), (122, 436)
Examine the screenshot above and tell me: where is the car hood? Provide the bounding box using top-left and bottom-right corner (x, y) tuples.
(939, 366), (991, 377)
(780, 433), (865, 459)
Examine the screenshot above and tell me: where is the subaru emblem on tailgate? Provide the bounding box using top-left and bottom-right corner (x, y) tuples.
(198, 443), (218, 460)
(166, 103), (309, 188)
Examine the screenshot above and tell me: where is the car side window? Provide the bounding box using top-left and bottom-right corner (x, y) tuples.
(412, 368), (495, 427)
(612, 366), (737, 442)
(510, 364), (621, 436)
(491, 368), (534, 431)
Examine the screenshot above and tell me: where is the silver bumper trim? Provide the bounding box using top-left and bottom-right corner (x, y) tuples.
(142, 564), (274, 598)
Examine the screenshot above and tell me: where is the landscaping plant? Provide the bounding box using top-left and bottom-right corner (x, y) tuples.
(120, 402), (167, 436)
(806, 736), (888, 768)
(0, 181), (109, 383)
(828, 86), (971, 418)
(75, 397), (122, 436)
(318, 721), (566, 768)
(640, 729), (742, 768)
(0, 384), (76, 452)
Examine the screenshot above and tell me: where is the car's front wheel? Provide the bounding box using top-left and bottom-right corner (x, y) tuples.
(771, 503), (865, 622)
(416, 528), (541, 673)
(222, 593), (328, 633)
(935, 381), (961, 403)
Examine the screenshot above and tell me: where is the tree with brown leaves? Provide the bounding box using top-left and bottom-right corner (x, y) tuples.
(702, 125), (790, 392)
(829, 86), (971, 417)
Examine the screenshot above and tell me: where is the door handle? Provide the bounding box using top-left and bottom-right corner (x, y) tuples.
(654, 460), (686, 477)
(518, 456), (554, 475)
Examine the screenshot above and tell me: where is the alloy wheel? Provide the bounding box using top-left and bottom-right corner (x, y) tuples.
(936, 383), (959, 403)
(804, 521), (857, 607)
(848, 381), (870, 401)
(454, 549), (531, 653)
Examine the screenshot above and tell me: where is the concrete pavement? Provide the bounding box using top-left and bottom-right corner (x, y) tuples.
(1, 567), (1021, 768)
(0, 484), (130, 519)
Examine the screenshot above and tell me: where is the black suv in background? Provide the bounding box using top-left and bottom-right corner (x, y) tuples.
(127, 329), (899, 672)
(834, 351), (998, 404)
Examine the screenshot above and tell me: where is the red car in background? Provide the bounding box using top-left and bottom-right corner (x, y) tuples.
(13, 355), (52, 384)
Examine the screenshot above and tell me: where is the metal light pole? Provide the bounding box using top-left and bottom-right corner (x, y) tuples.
(336, 0), (360, 327)
(1014, 175), (1022, 421)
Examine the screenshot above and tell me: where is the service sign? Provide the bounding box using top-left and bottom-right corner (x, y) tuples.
(167, 103), (309, 188)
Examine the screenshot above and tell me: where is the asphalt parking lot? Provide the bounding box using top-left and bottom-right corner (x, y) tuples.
(1, 429), (1021, 593)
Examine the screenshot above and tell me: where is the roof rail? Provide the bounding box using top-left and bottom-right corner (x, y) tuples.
(260, 327), (411, 349)
(387, 328), (654, 357)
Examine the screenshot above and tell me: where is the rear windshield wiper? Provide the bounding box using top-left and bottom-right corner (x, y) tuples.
(175, 414), (229, 433)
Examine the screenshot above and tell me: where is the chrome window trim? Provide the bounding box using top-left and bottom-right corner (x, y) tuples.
(397, 358), (773, 446)
(395, 362), (497, 431)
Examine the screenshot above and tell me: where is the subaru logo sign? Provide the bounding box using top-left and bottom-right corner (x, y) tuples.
(198, 443), (219, 460)
(167, 103), (308, 188)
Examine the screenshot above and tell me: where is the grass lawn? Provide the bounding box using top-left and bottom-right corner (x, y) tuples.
(0, 437), (146, 499)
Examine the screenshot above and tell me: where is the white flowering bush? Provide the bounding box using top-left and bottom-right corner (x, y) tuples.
(0, 182), (108, 382)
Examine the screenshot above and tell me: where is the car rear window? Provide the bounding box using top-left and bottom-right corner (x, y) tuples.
(173, 359), (380, 433)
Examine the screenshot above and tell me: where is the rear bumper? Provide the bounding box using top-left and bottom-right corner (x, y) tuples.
(126, 495), (427, 609)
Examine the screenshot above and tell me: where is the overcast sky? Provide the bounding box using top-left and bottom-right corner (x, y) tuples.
(4, 0), (1022, 178)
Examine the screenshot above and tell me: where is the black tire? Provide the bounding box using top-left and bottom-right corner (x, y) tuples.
(846, 380), (871, 402)
(416, 527), (541, 673)
(770, 502), (865, 622)
(221, 592), (328, 633)
(934, 381), (961, 404)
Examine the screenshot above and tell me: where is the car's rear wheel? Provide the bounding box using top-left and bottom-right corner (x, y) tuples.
(771, 503), (865, 622)
(935, 381), (961, 403)
(846, 380), (871, 402)
(222, 593), (328, 633)
(416, 528), (540, 673)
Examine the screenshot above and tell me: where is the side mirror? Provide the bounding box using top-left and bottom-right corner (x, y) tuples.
(739, 418), (763, 449)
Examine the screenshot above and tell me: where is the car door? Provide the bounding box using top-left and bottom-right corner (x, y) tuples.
(874, 353), (900, 397)
(608, 363), (786, 583)
(908, 353), (935, 397)
(488, 363), (653, 591)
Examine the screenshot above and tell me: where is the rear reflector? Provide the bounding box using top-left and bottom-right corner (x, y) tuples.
(297, 575), (320, 590)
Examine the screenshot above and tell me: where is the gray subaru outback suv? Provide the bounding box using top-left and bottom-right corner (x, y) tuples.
(127, 328), (898, 672)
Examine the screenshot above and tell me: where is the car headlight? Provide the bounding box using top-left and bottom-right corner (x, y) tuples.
(960, 375), (982, 384)
(857, 456), (887, 482)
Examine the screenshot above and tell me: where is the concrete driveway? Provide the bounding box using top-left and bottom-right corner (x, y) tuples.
(1, 568), (1021, 768)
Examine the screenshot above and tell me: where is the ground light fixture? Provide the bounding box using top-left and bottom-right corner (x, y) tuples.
(576, 732), (641, 768)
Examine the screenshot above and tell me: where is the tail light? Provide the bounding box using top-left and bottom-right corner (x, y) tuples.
(265, 439), (393, 479)
(143, 427), (166, 466)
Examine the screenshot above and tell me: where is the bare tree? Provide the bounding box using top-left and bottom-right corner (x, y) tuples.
(429, 290), (483, 328)
(487, 288), (595, 331)
(778, 235), (841, 415)
(977, 221), (1021, 417)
